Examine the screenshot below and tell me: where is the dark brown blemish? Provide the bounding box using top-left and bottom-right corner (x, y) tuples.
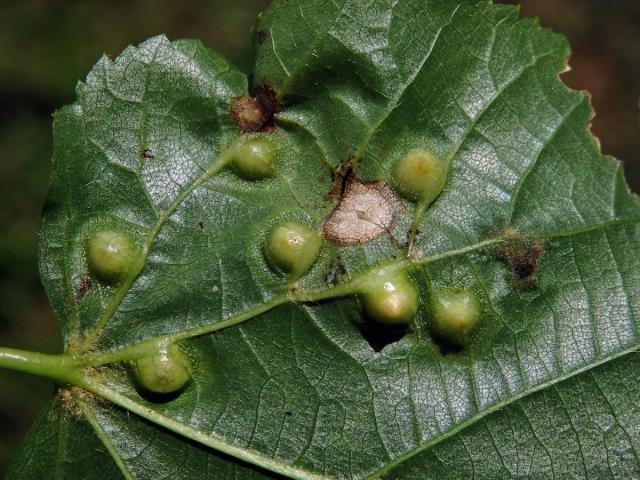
(325, 163), (356, 201)
(142, 149), (154, 159)
(230, 83), (278, 133)
(284, 410), (293, 417)
(257, 30), (268, 44)
(255, 84), (277, 132)
(495, 235), (544, 287)
(76, 277), (92, 300)
(324, 157), (364, 202)
(323, 177), (404, 246)
(196, 221), (204, 230)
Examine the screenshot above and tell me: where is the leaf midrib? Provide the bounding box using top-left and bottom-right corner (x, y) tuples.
(53, 402), (68, 480)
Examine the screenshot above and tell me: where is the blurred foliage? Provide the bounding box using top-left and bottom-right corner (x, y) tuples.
(0, 0), (270, 102)
(0, 0), (638, 474)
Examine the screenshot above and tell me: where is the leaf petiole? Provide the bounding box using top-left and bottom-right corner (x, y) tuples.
(0, 347), (84, 384)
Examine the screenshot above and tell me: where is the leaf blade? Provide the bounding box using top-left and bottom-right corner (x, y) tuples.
(26, 1), (640, 479)
(382, 353), (640, 479)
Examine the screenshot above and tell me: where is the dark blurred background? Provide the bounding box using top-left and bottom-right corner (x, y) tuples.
(0, 0), (638, 474)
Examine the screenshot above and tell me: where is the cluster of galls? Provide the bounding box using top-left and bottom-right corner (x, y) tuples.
(358, 270), (480, 346)
(82, 141), (480, 397)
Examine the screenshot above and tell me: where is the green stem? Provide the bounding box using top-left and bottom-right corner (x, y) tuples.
(0, 348), (82, 384)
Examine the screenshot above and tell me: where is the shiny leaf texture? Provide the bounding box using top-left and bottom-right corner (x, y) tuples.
(7, 1), (640, 479)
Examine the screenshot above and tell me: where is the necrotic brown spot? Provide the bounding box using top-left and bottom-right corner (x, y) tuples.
(75, 277), (92, 300)
(495, 238), (544, 287)
(230, 84), (278, 133)
(323, 179), (403, 246)
(230, 96), (266, 133)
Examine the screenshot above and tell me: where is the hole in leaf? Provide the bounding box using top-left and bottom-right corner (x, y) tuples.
(355, 321), (408, 352)
(432, 333), (464, 356)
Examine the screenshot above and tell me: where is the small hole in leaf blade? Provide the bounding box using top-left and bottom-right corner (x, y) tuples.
(355, 321), (408, 352)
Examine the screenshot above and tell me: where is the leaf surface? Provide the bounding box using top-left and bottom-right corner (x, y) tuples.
(7, 1), (640, 479)
(5, 398), (122, 479)
(384, 353), (640, 479)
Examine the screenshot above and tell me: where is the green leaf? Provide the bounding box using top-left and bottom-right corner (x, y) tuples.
(5, 398), (123, 479)
(6, 1), (640, 479)
(384, 353), (640, 479)
(6, 398), (280, 479)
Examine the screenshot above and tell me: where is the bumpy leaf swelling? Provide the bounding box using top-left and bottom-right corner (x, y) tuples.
(8, 1), (640, 479)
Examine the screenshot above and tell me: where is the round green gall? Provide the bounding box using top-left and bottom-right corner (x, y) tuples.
(134, 342), (192, 395)
(86, 230), (141, 285)
(263, 222), (321, 279)
(393, 149), (448, 204)
(360, 272), (419, 325)
(430, 288), (480, 345)
(230, 136), (277, 180)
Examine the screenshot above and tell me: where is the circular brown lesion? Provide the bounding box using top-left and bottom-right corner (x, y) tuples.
(323, 178), (404, 246)
(230, 96), (267, 132)
(230, 84), (278, 133)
